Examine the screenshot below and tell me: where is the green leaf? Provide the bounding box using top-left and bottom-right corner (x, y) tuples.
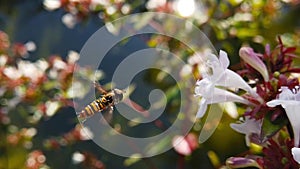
(261, 112), (288, 140)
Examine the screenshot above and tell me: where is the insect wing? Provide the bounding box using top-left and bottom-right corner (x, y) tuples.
(94, 81), (108, 94)
(99, 106), (114, 124)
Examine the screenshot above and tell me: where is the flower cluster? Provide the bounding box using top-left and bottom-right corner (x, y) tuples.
(0, 30), (100, 121)
(43, 0), (133, 28)
(26, 150), (48, 169)
(195, 37), (300, 168)
(6, 127), (37, 148)
(72, 151), (105, 169)
(4, 0), (300, 168)
(0, 30), (101, 167)
(43, 124), (93, 149)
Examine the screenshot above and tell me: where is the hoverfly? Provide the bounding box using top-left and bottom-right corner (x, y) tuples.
(77, 82), (125, 123)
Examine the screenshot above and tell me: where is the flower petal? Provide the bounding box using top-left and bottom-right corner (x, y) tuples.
(230, 117), (262, 147)
(219, 50), (230, 69)
(216, 69), (261, 100)
(195, 79), (214, 97)
(196, 88), (250, 118)
(195, 50), (256, 118)
(267, 86), (300, 147)
(292, 147), (300, 164)
(205, 88), (250, 105)
(172, 135), (192, 156)
(285, 106), (300, 147)
(196, 99), (208, 118)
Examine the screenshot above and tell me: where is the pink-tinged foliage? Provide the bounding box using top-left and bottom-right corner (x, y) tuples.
(44, 125), (93, 149)
(194, 39), (300, 168)
(238, 38), (300, 120)
(262, 139), (299, 169)
(0, 29), (105, 167)
(2, 0), (300, 168)
(80, 151), (106, 169)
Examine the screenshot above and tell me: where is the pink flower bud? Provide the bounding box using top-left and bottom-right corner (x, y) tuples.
(239, 47), (269, 82)
(172, 133), (198, 156)
(226, 157), (261, 168)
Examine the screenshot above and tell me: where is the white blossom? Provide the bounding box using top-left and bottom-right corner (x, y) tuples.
(121, 4), (131, 14)
(3, 67), (22, 80)
(72, 152), (85, 164)
(24, 41), (37, 52)
(267, 86), (300, 147)
(173, 0), (196, 17)
(195, 50), (259, 118)
(66, 81), (87, 99)
(62, 14), (77, 29)
(43, 0), (61, 11)
(106, 6), (117, 15)
(146, 0), (166, 9)
(0, 55), (8, 66)
(230, 116), (262, 146)
(200, 50), (260, 98)
(53, 58), (67, 70)
(18, 60), (46, 82)
(292, 147), (300, 164)
(67, 50), (80, 64)
(45, 101), (60, 117)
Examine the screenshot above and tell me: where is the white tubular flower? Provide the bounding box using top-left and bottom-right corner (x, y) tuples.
(3, 67), (22, 80)
(292, 147), (300, 164)
(202, 50), (261, 98)
(195, 79), (250, 118)
(18, 60), (47, 82)
(195, 50), (259, 118)
(72, 151), (85, 164)
(230, 116), (262, 146)
(43, 0), (61, 11)
(62, 13), (77, 29)
(146, 0), (166, 9)
(45, 101), (60, 117)
(24, 41), (37, 52)
(0, 55), (8, 66)
(67, 50), (80, 64)
(267, 86), (300, 147)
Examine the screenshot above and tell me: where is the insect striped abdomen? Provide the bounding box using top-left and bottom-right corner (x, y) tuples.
(77, 95), (112, 120)
(77, 87), (124, 123)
